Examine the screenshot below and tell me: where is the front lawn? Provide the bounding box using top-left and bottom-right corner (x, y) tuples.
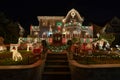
(73, 51), (120, 64)
(0, 50), (40, 65)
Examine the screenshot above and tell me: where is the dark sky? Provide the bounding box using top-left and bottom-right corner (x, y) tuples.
(0, 0), (120, 30)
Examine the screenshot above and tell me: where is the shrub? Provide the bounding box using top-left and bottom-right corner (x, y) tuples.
(0, 50), (39, 65)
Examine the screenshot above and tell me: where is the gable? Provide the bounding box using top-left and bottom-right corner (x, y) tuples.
(63, 8), (84, 23)
(110, 17), (120, 26)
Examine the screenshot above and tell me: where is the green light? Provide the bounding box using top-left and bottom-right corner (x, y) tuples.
(56, 22), (62, 26)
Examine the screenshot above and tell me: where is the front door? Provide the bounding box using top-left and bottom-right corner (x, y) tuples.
(53, 33), (62, 44)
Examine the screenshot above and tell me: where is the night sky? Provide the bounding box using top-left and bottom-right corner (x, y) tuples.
(0, 0), (120, 30)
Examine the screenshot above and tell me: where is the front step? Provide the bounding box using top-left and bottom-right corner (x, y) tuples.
(46, 60), (68, 63)
(47, 53), (67, 57)
(45, 60), (68, 65)
(46, 57), (67, 60)
(46, 55), (67, 60)
(42, 53), (71, 80)
(43, 72), (71, 75)
(44, 65), (70, 72)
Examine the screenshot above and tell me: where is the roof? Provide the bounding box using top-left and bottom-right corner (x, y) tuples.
(37, 16), (64, 21)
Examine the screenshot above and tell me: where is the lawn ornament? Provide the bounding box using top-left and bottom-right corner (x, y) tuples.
(27, 43), (33, 51)
(116, 45), (120, 50)
(11, 48), (23, 61)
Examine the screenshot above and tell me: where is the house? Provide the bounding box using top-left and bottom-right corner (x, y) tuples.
(30, 9), (93, 44)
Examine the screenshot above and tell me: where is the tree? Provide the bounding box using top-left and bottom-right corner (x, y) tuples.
(0, 12), (19, 44)
(67, 40), (72, 45)
(99, 33), (115, 45)
(6, 22), (19, 43)
(72, 37), (78, 43)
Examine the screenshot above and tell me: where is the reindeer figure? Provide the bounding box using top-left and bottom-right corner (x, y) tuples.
(116, 45), (120, 51)
(11, 47), (23, 61)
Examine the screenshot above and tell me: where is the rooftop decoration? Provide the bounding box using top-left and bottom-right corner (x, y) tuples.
(64, 8), (84, 23)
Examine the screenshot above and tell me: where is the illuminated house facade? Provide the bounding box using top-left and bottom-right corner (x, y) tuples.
(30, 9), (93, 44)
